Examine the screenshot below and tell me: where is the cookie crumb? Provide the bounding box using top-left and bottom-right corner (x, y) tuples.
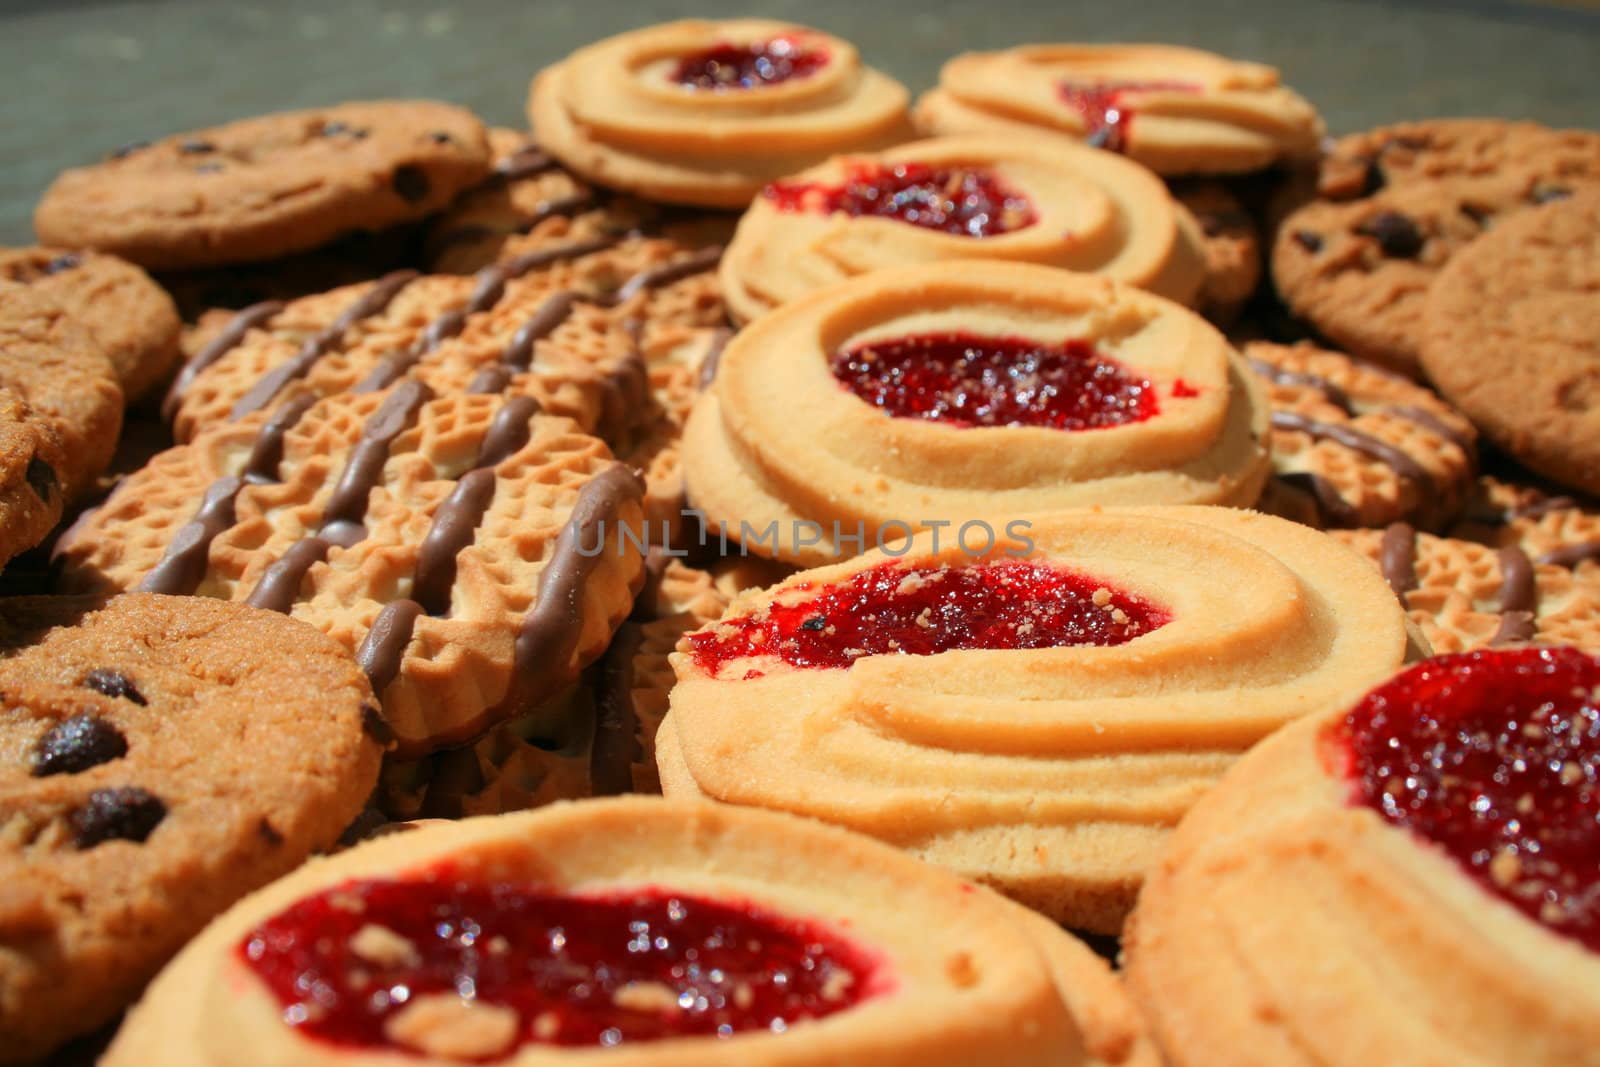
(350, 923), (421, 968)
(383, 994), (518, 1060)
(612, 980), (681, 1013)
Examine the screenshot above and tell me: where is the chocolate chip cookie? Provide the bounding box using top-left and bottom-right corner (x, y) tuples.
(34, 101), (493, 271)
(0, 593), (383, 1061)
(0, 247), (180, 405)
(1170, 180), (1261, 325)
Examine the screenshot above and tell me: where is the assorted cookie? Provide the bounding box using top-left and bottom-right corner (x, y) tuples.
(105, 797), (1160, 1066)
(1167, 180), (1261, 325)
(531, 19), (914, 208)
(1125, 647), (1600, 1066)
(35, 101), (493, 270)
(914, 44), (1323, 176)
(686, 261), (1268, 565)
(720, 135), (1207, 322)
(659, 507), (1411, 932)
(0, 593), (383, 1060)
(1449, 475), (1600, 580)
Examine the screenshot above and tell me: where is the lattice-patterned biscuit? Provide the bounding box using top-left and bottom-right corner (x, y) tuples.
(1331, 523), (1600, 654)
(1168, 180), (1261, 326)
(1246, 340), (1476, 530)
(623, 326), (729, 535)
(1450, 475), (1600, 580)
(56, 385), (647, 757)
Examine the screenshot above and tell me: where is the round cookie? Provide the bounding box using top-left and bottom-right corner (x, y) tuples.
(1421, 191), (1600, 496)
(1246, 340), (1477, 530)
(1168, 180), (1261, 325)
(530, 20), (914, 209)
(914, 44), (1323, 177)
(0, 593), (383, 1062)
(0, 248), (180, 405)
(1318, 117), (1600, 202)
(1450, 474), (1600, 580)
(0, 281), (122, 504)
(34, 101), (493, 271)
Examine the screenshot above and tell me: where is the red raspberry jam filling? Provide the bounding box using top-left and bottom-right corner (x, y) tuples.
(1058, 80), (1201, 153)
(689, 558), (1169, 678)
(670, 38), (828, 90)
(764, 162), (1037, 238)
(1328, 648), (1599, 953)
(831, 331), (1158, 430)
(239, 873), (883, 1059)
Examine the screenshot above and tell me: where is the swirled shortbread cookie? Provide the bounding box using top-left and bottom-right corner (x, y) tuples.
(0, 247), (179, 405)
(0, 593), (381, 1062)
(56, 385), (647, 757)
(658, 507), (1409, 932)
(721, 135), (1206, 322)
(1125, 647), (1600, 1067)
(530, 20), (914, 208)
(35, 101), (492, 271)
(1331, 522), (1600, 653)
(1246, 340), (1476, 529)
(914, 44), (1322, 176)
(106, 798), (1160, 1067)
(685, 261), (1269, 565)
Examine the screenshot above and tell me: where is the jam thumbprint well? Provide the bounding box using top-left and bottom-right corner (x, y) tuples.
(765, 161), (1036, 238)
(670, 36), (829, 90)
(104, 799), (1163, 1067)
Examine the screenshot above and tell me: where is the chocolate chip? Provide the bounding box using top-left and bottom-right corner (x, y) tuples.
(109, 140), (149, 160)
(179, 139), (215, 154)
(31, 713), (128, 777)
(1292, 230), (1324, 253)
(82, 669), (147, 705)
(194, 162), (224, 174)
(44, 253), (82, 275)
(428, 131), (454, 145)
(258, 817), (284, 845)
(391, 165), (431, 203)
(25, 455), (57, 502)
(1356, 211), (1424, 258)
(1360, 160), (1387, 196)
(360, 704), (396, 747)
(799, 616), (827, 632)
(1531, 184), (1572, 205)
(1460, 202), (1494, 227)
(69, 787), (165, 848)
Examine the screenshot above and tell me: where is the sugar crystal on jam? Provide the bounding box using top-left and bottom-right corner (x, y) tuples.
(765, 162), (1037, 238)
(671, 38), (828, 90)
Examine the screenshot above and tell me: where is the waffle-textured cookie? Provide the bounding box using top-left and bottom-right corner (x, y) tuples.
(685, 261), (1270, 565)
(1246, 340), (1476, 529)
(161, 230), (724, 447)
(659, 508), (1410, 933)
(1331, 522), (1600, 653)
(1422, 190), (1600, 495)
(106, 798), (1160, 1067)
(0, 281), (122, 507)
(0, 593), (382, 1062)
(624, 326), (730, 536)
(56, 384), (648, 757)
(35, 101), (492, 271)
(914, 44), (1323, 176)
(1125, 647), (1600, 1067)
(1450, 475), (1600, 580)
(1168, 180), (1260, 325)
(1318, 117), (1600, 202)
(0, 247), (180, 405)
(530, 20), (914, 208)
(721, 135), (1206, 322)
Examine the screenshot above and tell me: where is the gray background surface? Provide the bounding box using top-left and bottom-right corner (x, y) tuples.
(3, 0), (1597, 243)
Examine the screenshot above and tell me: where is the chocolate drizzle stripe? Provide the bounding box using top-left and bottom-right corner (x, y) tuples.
(1489, 546), (1538, 647)
(696, 328), (733, 391)
(163, 300), (283, 421)
(357, 599), (424, 695)
(245, 537), (332, 613)
(613, 245), (724, 304)
(1276, 471), (1358, 528)
(1379, 522), (1418, 597)
(1387, 404), (1475, 459)
(1537, 540), (1600, 569)
(242, 392), (318, 484)
(136, 476), (245, 596)
(230, 270), (418, 421)
(1509, 496), (1579, 521)
(477, 396), (542, 468)
(590, 622), (645, 796)
(502, 291), (579, 371)
(468, 365), (513, 395)
(319, 380), (434, 540)
(412, 469), (497, 615)
(1247, 359), (1353, 414)
(495, 146), (558, 181)
(1272, 411), (1437, 509)
(429, 194), (598, 256)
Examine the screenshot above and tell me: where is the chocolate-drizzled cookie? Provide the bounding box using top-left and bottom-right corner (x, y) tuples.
(1449, 475), (1600, 580)
(0, 593), (381, 1061)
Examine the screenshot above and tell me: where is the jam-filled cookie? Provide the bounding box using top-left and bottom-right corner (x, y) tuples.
(55, 386), (647, 757)
(530, 20), (913, 208)
(721, 135), (1206, 322)
(1246, 340), (1477, 530)
(1124, 647), (1600, 1067)
(657, 507), (1410, 932)
(1331, 523), (1600, 654)
(1422, 190), (1600, 496)
(914, 44), (1322, 176)
(105, 798), (1159, 1066)
(0, 593), (382, 1062)
(0, 247), (180, 405)
(683, 261), (1269, 565)
(34, 101), (493, 271)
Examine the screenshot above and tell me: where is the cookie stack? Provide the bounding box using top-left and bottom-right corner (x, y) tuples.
(2, 15), (1597, 1067)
